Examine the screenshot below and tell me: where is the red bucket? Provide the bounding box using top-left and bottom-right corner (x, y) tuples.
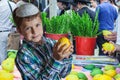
(45, 32), (69, 40)
(74, 36), (96, 55)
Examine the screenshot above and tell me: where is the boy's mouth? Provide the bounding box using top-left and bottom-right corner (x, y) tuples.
(32, 34), (41, 39)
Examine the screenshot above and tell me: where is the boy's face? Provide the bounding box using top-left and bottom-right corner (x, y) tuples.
(18, 16), (43, 43)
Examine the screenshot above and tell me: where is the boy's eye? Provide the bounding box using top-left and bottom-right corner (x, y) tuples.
(36, 23), (41, 27)
(25, 27), (31, 31)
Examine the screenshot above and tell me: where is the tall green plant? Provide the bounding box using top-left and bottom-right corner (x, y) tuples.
(41, 12), (47, 27)
(70, 11), (100, 37)
(41, 12), (71, 34)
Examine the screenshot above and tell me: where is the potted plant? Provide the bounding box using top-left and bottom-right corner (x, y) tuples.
(41, 12), (71, 40)
(70, 11), (100, 55)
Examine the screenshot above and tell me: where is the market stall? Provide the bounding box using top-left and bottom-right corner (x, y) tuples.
(0, 51), (119, 80)
(63, 55), (120, 80)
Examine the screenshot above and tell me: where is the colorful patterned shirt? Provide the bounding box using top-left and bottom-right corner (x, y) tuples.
(15, 37), (73, 80)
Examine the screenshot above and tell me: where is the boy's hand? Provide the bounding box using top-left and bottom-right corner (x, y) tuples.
(53, 41), (74, 61)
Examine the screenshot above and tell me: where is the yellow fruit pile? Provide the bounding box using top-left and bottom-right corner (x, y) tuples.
(0, 51), (17, 80)
(102, 42), (115, 52)
(104, 65), (116, 78)
(65, 71), (88, 80)
(93, 74), (112, 80)
(92, 65), (118, 80)
(104, 69), (116, 77)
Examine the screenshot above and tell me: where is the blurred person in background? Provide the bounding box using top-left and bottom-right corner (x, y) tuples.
(12, 0), (26, 7)
(116, 0), (120, 8)
(0, 0), (16, 63)
(31, 0), (43, 11)
(71, 2), (79, 12)
(103, 2), (120, 62)
(12, 0), (45, 11)
(96, 0), (118, 55)
(109, 0), (119, 12)
(74, 0), (95, 21)
(90, 0), (98, 11)
(104, 0), (119, 42)
(57, 0), (72, 15)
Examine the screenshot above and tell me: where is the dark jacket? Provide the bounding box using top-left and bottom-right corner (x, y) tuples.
(77, 7), (95, 21)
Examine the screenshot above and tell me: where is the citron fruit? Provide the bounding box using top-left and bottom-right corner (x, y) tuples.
(66, 74), (79, 80)
(102, 42), (115, 52)
(104, 65), (115, 71)
(104, 69), (116, 77)
(93, 74), (102, 80)
(114, 74), (120, 80)
(58, 37), (70, 48)
(84, 64), (95, 70)
(0, 70), (14, 80)
(77, 72), (88, 80)
(1, 58), (15, 72)
(70, 71), (78, 75)
(116, 78), (120, 80)
(100, 74), (112, 80)
(91, 68), (103, 77)
(103, 30), (112, 36)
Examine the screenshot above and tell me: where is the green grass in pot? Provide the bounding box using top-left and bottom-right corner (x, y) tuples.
(41, 12), (71, 34)
(70, 11), (100, 37)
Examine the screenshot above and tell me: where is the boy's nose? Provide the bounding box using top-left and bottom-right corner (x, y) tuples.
(32, 28), (37, 34)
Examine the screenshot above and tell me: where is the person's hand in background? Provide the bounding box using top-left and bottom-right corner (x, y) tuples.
(104, 31), (117, 41)
(102, 41), (116, 56)
(102, 41), (120, 56)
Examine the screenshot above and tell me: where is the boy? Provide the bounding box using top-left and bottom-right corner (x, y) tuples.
(13, 3), (73, 80)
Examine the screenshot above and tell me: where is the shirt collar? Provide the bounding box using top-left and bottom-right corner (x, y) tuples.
(23, 37), (46, 47)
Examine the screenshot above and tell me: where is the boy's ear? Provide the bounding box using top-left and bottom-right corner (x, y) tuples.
(17, 27), (22, 34)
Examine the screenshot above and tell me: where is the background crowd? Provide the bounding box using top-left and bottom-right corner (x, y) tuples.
(1, 0), (120, 79)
